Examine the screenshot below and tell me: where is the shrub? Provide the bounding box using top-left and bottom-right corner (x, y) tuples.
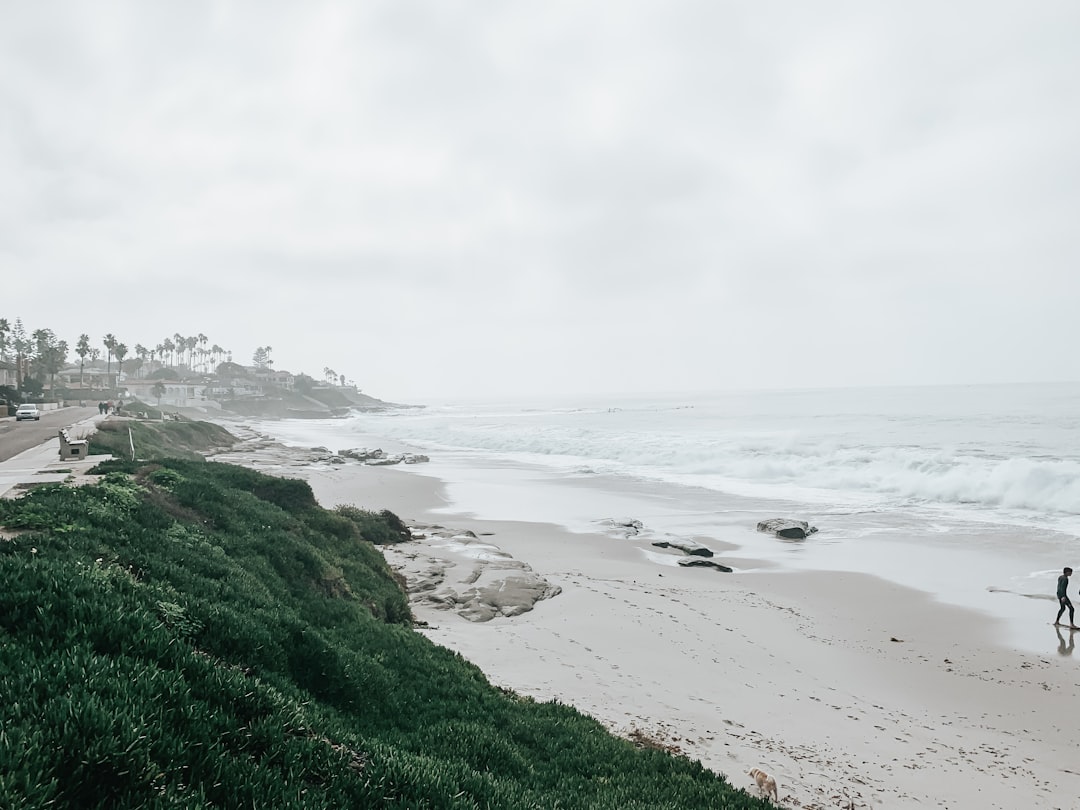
(335, 505), (412, 544)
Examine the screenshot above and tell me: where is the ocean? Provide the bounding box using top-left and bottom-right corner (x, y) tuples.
(250, 381), (1080, 652)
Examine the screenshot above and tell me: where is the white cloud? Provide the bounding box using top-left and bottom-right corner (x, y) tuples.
(2, 0), (1079, 401)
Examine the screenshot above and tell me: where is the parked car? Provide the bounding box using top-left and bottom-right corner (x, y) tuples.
(15, 404), (40, 421)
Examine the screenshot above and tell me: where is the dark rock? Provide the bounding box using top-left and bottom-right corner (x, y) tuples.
(757, 518), (818, 539)
(652, 540), (714, 557)
(677, 558), (733, 572)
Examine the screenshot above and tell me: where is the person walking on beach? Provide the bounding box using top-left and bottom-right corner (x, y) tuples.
(1055, 567), (1077, 628)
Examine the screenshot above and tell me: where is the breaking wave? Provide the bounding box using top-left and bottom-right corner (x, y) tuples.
(348, 398), (1080, 521)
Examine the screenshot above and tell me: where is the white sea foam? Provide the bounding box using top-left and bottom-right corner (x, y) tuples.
(250, 382), (1080, 534)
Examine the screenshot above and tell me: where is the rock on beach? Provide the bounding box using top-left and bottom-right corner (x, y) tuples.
(338, 448), (430, 465)
(652, 539), (714, 557)
(756, 518), (818, 540)
(387, 524), (562, 623)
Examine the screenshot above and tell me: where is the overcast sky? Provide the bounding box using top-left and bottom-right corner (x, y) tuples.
(3, 1), (1078, 403)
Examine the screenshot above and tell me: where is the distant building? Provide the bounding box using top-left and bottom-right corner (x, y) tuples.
(268, 370), (294, 390)
(0, 360), (16, 388)
(124, 380), (217, 408)
(55, 365), (114, 394)
(245, 365), (295, 390)
(206, 378), (265, 400)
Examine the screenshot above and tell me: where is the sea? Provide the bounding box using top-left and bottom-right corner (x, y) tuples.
(249, 381), (1080, 653)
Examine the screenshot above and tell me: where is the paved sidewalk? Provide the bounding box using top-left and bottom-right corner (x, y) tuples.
(0, 412), (106, 498)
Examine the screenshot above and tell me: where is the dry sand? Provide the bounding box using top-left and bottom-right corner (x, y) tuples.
(214, 431), (1080, 809)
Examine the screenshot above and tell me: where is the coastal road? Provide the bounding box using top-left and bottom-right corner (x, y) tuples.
(0, 407), (100, 462)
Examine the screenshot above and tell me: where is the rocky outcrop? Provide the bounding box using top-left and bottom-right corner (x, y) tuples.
(757, 518), (818, 539)
(338, 447), (385, 462)
(677, 558), (733, 572)
(366, 453), (430, 466)
(338, 448), (431, 465)
(383, 524), (561, 623)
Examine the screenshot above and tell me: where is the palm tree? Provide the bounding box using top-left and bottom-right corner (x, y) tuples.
(211, 344), (224, 372)
(162, 338), (175, 367)
(186, 337), (198, 370)
(114, 343), (128, 385)
(173, 333), (184, 366)
(134, 344), (149, 378)
(197, 333), (208, 371)
(103, 334), (117, 388)
(152, 381), (166, 409)
(76, 334), (90, 395)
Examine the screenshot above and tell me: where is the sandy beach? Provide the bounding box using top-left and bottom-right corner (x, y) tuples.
(214, 427), (1080, 809)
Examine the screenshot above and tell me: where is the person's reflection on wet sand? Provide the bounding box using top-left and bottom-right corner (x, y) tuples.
(1055, 624), (1076, 656)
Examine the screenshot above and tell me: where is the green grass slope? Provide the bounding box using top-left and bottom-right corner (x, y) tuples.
(90, 418), (237, 461)
(0, 459), (766, 809)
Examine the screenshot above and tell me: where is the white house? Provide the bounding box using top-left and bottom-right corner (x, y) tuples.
(123, 380), (217, 409)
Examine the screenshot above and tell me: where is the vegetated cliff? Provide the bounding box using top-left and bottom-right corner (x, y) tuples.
(0, 432), (764, 809)
(90, 416), (237, 460)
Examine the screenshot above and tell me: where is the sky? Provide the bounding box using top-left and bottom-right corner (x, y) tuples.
(3, 1), (1079, 403)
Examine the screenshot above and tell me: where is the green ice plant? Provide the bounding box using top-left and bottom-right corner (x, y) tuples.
(0, 453), (769, 809)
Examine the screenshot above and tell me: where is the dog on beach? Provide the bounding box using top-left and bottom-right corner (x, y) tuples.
(748, 767), (779, 802)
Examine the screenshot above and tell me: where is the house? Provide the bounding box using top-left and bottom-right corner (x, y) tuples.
(56, 365), (116, 393)
(205, 378), (264, 400)
(268, 370), (295, 390)
(248, 366), (295, 389)
(123, 379), (217, 409)
(0, 360), (16, 389)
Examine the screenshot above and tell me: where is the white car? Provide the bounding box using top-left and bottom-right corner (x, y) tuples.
(15, 404), (41, 421)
